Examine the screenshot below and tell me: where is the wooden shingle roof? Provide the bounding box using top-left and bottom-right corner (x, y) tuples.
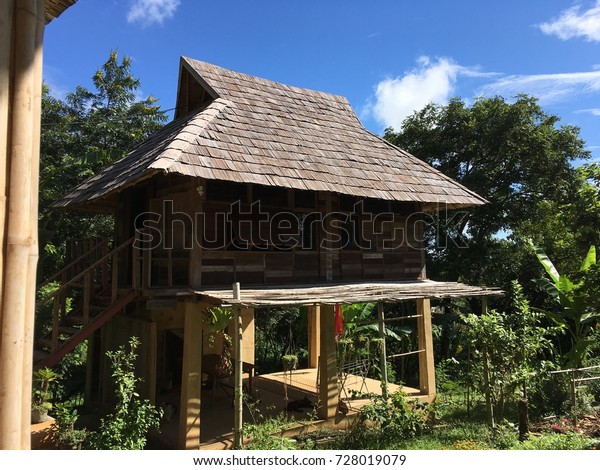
(55, 56), (487, 211)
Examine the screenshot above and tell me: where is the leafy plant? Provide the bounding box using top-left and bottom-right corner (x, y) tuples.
(460, 281), (559, 425)
(32, 367), (61, 416)
(531, 242), (599, 367)
(242, 413), (298, 450)
(51, 403), (88, 449)
(86, 337), (162, 450)
(357, 391), (425, 441)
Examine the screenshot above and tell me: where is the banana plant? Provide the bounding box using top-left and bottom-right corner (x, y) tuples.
(530, 241), (599, 367)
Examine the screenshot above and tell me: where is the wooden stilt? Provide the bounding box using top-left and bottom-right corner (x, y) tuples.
(307, 305), (320, 369)
(178, 301), (203, 450)
(416, 298), (436, 399)
(318, 304), (338, 420)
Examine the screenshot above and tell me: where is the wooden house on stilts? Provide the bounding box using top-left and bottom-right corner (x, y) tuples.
(38, 57), (501, 449)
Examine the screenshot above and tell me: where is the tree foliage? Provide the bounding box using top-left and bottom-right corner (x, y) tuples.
(384, 95), (591, 300)
(39, 51), (167, 279)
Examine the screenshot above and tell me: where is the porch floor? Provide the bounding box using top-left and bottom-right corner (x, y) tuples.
(149, 367), (425, 450)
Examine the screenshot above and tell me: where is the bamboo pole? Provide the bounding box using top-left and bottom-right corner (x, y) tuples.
(0, 0), (44, 449)
(233, 282), (243, 449)
(377, 302), (388, 399)
(0, 0), (14, 326)
(21, 1), (43, 446)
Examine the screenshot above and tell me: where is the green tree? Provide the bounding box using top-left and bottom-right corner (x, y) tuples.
(384, 96), (589, 303)
(39, 50), (167, 279)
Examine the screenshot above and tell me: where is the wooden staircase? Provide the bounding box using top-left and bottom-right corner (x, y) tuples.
(33, 236), (139, 371)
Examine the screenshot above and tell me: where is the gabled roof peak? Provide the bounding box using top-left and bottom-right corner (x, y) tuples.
(55, 57), (487, 211)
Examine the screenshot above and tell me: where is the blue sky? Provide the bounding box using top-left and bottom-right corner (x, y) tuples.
(43, 0), (600, 164)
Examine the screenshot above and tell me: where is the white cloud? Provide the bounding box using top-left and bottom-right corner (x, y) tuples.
(127, 0), (180, 27)
(577, 107), (600, 116)
(366, 56), (493, 131)
(477, 70), (600, 104)
(539, 1), (600, 42)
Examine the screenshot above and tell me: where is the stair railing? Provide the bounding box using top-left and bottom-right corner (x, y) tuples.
(36, 235), (139, 353)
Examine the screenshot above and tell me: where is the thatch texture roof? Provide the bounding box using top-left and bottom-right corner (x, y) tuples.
(55, 57), (487, 211)
(194, 280), (503, 307)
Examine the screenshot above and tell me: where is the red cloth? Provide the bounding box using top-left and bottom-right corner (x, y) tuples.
(334, 304), (344, 341)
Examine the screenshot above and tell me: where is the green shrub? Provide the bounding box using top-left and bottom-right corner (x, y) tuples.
(242, 414), (298, 450)
(86, 337), (162, 450)
(512, 432), (593, 450)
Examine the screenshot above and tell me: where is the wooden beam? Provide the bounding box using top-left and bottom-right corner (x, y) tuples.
(416, 298), (435, 399)
(318, 304), (338, 420)
(307, 305), (320, 369)
(177, 301), (203, 450)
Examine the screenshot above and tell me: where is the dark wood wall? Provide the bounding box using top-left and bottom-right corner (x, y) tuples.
(117, 176), (426, 288)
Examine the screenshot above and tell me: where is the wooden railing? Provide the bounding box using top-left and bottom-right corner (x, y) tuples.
(38, 238), (109, 290)
(36, 235), (138, 353)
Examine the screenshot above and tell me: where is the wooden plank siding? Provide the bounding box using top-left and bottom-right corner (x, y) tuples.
(127, 181), (427, 289)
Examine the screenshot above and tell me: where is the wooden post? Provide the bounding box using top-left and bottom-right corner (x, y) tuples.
(83, 271), (91, 324)
(307, 305), (321, 369)
(241, 306), (255, 365)
(482, 345), (495, 429)
(233, 282), (243, 448)
(51, 295), (60, 351)
(0, 0), (45, 449)
(377, 302), (388, 398)
(189, 180), (203, 289)
(481, 296), (494, 428)
(318, 304), (338, 420)
(178, 301), (203, 450)
(416, 298), (436, 399)
(111, 253), (119, 302)
(84, 333), (95, 407)
(571, 369), (577, 426)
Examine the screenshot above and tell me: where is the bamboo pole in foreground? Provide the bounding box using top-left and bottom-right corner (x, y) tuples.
(0, 0), (45, 450)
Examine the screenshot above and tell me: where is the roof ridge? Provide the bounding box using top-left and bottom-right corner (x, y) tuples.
(182, 56), (351, 105)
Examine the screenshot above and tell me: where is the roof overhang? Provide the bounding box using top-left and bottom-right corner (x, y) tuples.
(192, 280), (503, 308)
